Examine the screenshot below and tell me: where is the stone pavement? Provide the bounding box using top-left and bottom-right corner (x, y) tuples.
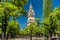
(8, 37), (47, 40)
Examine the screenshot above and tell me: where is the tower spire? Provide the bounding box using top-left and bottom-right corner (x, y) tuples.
(27, 4), (35, 25)
(30, 3), (32, 9)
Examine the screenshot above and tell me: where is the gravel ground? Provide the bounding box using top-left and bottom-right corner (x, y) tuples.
(8, 38), (30, 40)
(7, 37), (47, 40)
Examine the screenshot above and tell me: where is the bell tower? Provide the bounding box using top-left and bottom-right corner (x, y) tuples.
(27, 4), (35, 25)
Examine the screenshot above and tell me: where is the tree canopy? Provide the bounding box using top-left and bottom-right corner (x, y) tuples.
(42, 6), (60, 37)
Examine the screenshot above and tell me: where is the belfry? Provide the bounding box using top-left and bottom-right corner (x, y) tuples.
(27, 4), (35, 25)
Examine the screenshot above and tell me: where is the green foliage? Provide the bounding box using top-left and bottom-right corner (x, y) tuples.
(10, 0), (28, 17)
(42, 6), (60, 37)
(0, 0), (28, 19)
(0, 23), (2, 27)
(22, 27), (31, 35)
(0, 0), (28, 38)
(22, 22), (41, 36)
(0, 2), (20, 19)
(56, 26), (60, 34)
(42, 13), (57, 36)
(33, 26), (41, 35)
(53, 6), (60, 20)
(36, 18), (40, 27)
(11, 0), (28, 8)
(0, 28), (2, 34)
(6, 20), (20, 36)
(53, 6), (60, 34)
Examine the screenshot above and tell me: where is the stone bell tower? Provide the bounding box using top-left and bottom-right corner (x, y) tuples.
(27, 4), (35, 25)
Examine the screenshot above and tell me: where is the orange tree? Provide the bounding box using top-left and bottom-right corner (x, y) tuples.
(42, 6), (60, 39)
(6, 20), (20, 38)
(0, 0), (28, 40)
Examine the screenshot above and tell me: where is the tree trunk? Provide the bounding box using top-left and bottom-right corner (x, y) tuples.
(30, 34), (32, 40)
(6, 35), (8, 40)
(2, 20), (6, 40)
(1, 8), (8, 40)
(2, 31), (5, 40)
(49, 34), (52, 40)
(30, 30), (32, 40)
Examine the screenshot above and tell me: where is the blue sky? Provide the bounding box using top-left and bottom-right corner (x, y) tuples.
(17, 0), (60, 29)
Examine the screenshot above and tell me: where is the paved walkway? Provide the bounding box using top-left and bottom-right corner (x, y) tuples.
(8, 38), (30, 40)
(8, 37), (47, 40)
